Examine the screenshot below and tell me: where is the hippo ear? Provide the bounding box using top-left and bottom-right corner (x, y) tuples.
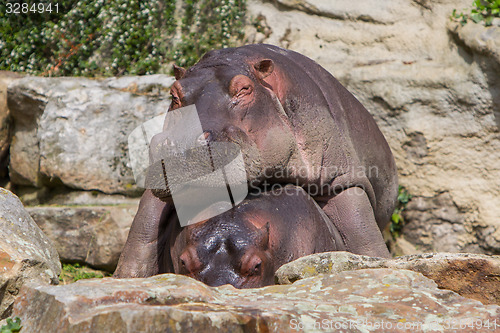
(255, 222), (270, 250)
(173, 64), (187, 80)
(253, 59), (274, 79)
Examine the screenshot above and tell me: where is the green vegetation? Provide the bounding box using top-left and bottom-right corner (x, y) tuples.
(59, 263), (111, 284)
(452, 0), (500, 26)
(173, 0), (246, 68)
(390, 186), (412, 239)
(0, 317), (22, 333)
(0, 0), (246, 76)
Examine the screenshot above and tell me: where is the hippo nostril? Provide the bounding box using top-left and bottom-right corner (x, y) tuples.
(197, 131), (212, 146)
(204, 131), (213, 141)
(163, 138), (175, 149)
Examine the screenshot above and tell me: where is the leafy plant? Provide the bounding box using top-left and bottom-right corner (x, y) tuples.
(59, 263), (111, 284)
(0, 0), (246, 76)
(172, 0), (246, 68)
(390, 186), (412, 239)
(452, 0), (500, 26)
(0, 317), (22, 333)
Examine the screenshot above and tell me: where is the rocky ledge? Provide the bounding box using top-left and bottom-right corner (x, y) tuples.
(10, 268), (500, 333)
(276, 251), (500, 306)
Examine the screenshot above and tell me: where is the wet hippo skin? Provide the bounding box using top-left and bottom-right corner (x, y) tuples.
(165, 186), (346, 288)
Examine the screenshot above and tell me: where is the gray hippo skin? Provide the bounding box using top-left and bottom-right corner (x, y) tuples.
(114, 44), (397, 278)
(165, 186), (346, 288)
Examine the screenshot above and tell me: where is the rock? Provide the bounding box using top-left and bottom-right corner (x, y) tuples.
(448, 21), (500, 67)
(11, 269), (500, 332)
(392, 235), (423, 257)
(7, 75), (175, 195)
(14, 186), (140, 207)
(275, 0), (415, 25)
(384, 230), (424, 257)
(28, 203), (138, 272)
(246, 0), (500, 254)
(275, 251), (500, 306)
(0, 188), (60, 319)
(13, 187), (139, 271)
(402, 192), (477, 253)
(0, 71), (23, 178)
(447, 21), (500, 153)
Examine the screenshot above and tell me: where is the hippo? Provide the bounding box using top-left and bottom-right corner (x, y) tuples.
(114, 44), (397, 278)
(163, 185), (345, 288)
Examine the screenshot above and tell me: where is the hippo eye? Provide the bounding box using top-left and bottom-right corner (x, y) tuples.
(236, 85), (252, 98)
(170, 95), (181, 110)
(252, 262), (261, 275)
(229, 75), (254, 103)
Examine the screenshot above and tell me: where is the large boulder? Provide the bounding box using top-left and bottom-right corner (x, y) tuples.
(28, 203), (138, 272)
(7, 75), (174, 195)
(276, 251), (500, 306)
(0, 71), (23, 178)
(10, 188), (139, 272)
(0, 188), (60, 319)
(246, 0), (500, 254)
(11, 269), (500, 332)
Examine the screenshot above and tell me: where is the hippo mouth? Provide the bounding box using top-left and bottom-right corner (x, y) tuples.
(129, 103), (266, 226)
(145, 141), (245, 194)
(146, 141), (250, 226)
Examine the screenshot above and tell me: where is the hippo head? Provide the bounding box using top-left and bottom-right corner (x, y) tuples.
(171, 212), (273, 288)
(148, 48), (298, 200)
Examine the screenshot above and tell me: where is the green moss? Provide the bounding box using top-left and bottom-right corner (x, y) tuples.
(59, 262), (111, 284)
(452, 0), (500, 26)
(0, 317), (21, 333)
(0, 0), (246, 76)
(390, 186), (412, 239)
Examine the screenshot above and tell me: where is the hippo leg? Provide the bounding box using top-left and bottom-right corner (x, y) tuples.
(114, 189), (174, 278)
(322, 187), (390, 258)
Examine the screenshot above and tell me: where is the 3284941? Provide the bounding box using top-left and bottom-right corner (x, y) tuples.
(5, 2), (59, 14)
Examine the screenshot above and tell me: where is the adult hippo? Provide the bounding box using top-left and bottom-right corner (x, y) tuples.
(114, 44), (397, 278)
(163, 186), (345, 288)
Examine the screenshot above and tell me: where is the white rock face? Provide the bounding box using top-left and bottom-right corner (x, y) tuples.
(246, 0), (500, 253)
(7, 75), (174, 195)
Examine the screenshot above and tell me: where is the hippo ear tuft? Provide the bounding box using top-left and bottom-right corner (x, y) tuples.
(254, 59), (274, 79)
(173, 64), (187, 80)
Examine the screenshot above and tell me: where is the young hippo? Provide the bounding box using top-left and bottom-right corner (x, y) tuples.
(163, 185), (346, 288)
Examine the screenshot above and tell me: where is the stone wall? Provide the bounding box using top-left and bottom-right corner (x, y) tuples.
(1, 75), (175, 271)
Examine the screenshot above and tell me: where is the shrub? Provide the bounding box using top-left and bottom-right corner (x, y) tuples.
(0, 317), (21, 333)
(452, 0), (500, 26)
(0, 0), (246, 76)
